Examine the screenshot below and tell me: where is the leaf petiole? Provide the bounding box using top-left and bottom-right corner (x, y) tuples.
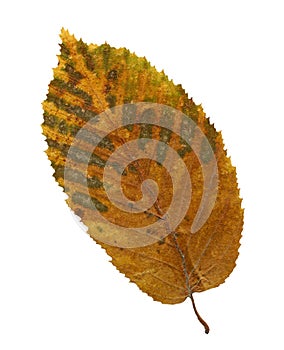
(189, 294), (210, 334)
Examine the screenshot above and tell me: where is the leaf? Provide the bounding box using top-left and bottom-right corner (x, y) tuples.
(42, 28), (244, 333)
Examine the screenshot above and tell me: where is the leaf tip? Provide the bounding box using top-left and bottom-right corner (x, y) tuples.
(60, 27), (69, 38)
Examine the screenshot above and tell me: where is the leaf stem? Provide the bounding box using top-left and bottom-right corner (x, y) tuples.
(189, 294), (210, 334)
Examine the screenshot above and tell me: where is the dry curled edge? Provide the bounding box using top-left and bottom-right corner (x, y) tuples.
(42, 28), (244, 334)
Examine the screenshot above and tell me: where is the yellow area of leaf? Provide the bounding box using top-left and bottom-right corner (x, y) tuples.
(42, 29), (244, 333)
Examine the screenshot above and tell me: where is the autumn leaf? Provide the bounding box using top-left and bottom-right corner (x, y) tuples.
(42, 28), (244, 333)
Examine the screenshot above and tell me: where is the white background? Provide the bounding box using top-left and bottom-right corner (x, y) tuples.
(1, 0), (283, 349)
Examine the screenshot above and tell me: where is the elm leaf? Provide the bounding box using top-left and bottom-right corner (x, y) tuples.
(42, 29), (244, 333)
